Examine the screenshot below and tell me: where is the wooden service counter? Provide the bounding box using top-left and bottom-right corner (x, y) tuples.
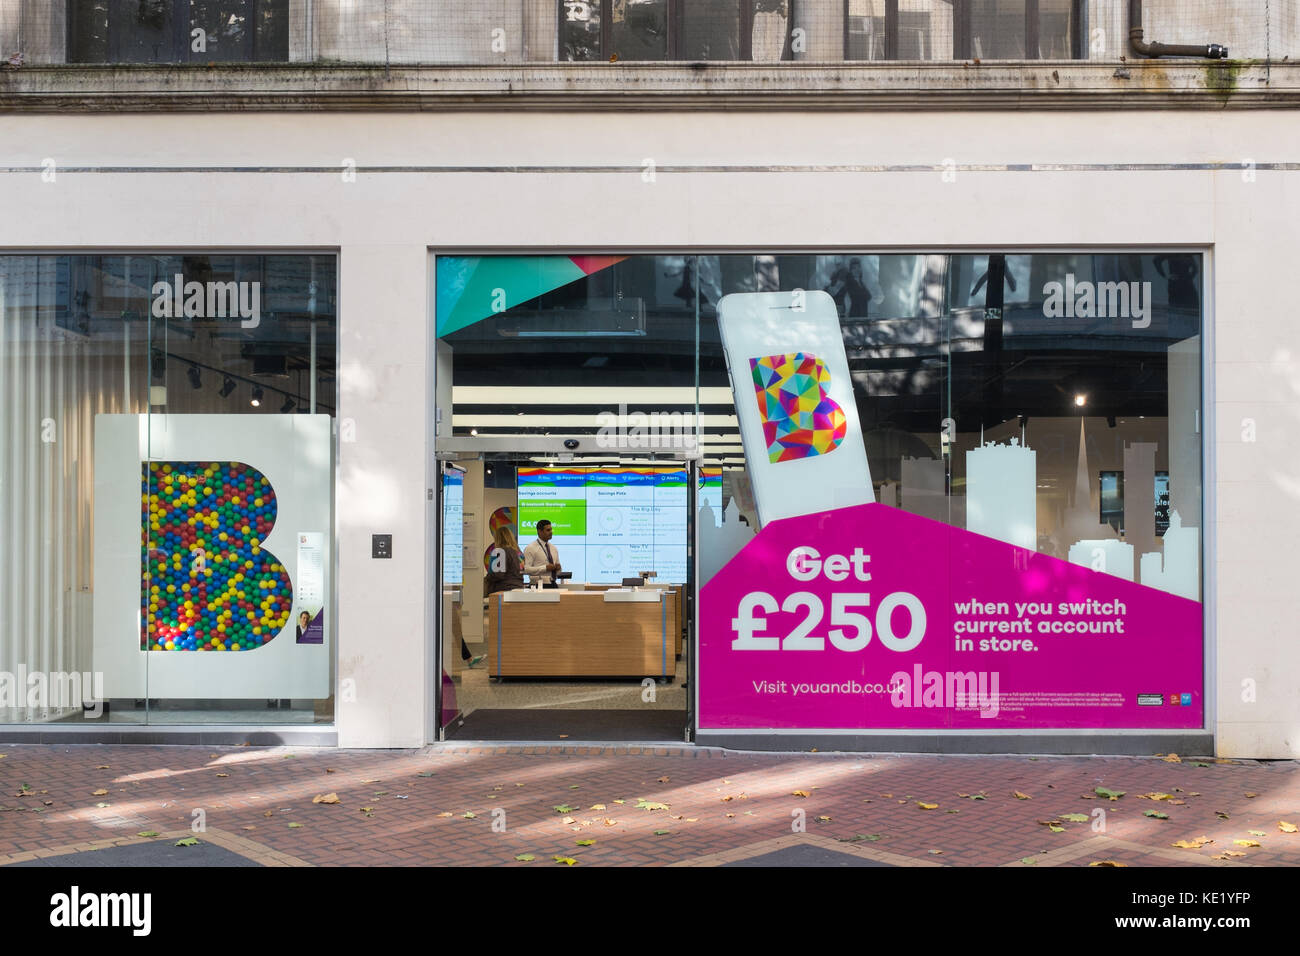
(487, 588), (677, 679)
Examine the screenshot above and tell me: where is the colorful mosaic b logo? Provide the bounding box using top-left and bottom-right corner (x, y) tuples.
(141, 461), (292, 652)
(749, 352), (848, 463)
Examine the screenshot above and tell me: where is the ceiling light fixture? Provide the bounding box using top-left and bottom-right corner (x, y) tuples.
(250, 386), (264, 408)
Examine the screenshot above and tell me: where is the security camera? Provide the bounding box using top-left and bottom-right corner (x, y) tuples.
(563, 438), (580, 450)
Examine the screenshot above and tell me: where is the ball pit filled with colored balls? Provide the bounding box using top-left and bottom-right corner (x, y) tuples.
(140, 461), (293, 652)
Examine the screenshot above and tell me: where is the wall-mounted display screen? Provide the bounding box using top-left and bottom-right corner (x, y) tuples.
(442, 469), (464, 585)
(517, 467), (688, 583)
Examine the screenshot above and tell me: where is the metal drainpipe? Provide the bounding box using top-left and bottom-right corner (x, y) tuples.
(1129, 0), (1228, 59)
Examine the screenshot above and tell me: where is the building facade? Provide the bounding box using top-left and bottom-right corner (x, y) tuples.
(1, 1), (1297, 756)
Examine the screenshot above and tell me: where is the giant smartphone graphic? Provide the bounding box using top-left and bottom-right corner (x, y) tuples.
(717, 290), (874, 524)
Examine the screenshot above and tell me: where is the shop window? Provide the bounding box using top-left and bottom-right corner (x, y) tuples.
(847, 0), (1081, 60)
(0, 254), (336, 726)
(68, 0), (290, 63)
(434, 251), (1204, 736)
(561, 1), (795, 62)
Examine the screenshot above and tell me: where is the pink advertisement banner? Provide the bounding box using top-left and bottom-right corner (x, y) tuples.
(699, 503), (1203, 730)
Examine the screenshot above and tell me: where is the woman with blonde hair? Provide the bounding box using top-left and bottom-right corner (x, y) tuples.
(485, 525), (525, 594)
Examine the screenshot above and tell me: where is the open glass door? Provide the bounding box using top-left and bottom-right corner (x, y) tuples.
(436, 460), (467, 738)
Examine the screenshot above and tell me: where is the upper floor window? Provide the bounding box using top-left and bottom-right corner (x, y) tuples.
(561, 1), (796, 62)
(69, 0), (290, 64)
(846, 0), (1081, 61)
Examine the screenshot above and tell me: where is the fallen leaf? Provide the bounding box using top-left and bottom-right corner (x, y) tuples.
(216, 773), (229, 778)
(312, 792), (340, 805)
(1013, 791), (1031, 800)
(653, 829), (671, 835)
(1095, 787), (1125, 801)
(1089, 860), (1128, 867)
(1233, 839), (1261, 848)
(576, 839), (595, 846)
(1171, 835), (1213, 849)
(1221, 851), (1247, 857)
(92, 789), (108, 796)
(137, 830), (159, 838)
(1138, 792), (1173, 801)
(95, 764), (108, 769)
(263, 810), (274, 818)
(1019, 857), (1037, 865)
(1191, 762), (1210, 768)
(242, 826), (256, 831)
(725, 813), (736, 819)
(562, 816), (575, 824)
(569, 785), (580, 790)
(816, 815), (832, 823)
(657, 776), (670, 783)
(839, 833), (882, 843)
(174, 837), (199, 847)
(637, 799), (670, 811)
(590, 804), (607, 811)
(685, 818), (698, 823)
(1061, 813), (1089, 823)
(325, 768), (336, 774)
(463, 811), (476, 819)
(612, 799), (625, 805)
(553, 804), (575, 814)
(946, 809), (960, 814)
(1280, 821), (1298, 833)
(417, 772), (435, 778)
(1162, 753), (1182, 763)
(928, 849), (943, 855)
(95, 802), (110, 808)
(917, 802), (939, 810)
(1248, 830), (1266, 836)
(553, 856), (577, 865)
(515, 854), (536, 862)
(1214, 758), (1237, 765)
(603, 818), (618, 826)
(1244, 792), (1258, 799)
(287, 822), (303, 828)
(1144, 810), (1169, 819)
(792, 790), (811, 798)
(1049, 826), (1065, 833)
(436, 811), (453, 818)
(1215, 811), (1230, 820)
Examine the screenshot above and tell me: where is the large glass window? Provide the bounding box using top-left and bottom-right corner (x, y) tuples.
(561, 1), (793, 61)
(436, 252), (1204, 734)
(0, 254), (336, 725)
(68, 0), (290, 63)
(848, 0), (1079, 60)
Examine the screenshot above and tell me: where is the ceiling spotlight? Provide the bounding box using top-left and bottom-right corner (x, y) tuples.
(470, 428), (479, 436)
(187, 365), (202, 390)
(250, 386), (264, 408)
(280, 396), (296, 414)
(1073, 394), (1087, 407)
(218, 376), (236, 398)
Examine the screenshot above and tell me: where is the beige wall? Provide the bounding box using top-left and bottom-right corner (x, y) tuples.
(0, 109), (1297, 755)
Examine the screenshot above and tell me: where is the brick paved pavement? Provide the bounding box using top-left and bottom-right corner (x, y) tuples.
(0, 744), (1297, 867)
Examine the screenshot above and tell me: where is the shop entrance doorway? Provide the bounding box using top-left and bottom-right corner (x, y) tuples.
(433, 436), (697, 743)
